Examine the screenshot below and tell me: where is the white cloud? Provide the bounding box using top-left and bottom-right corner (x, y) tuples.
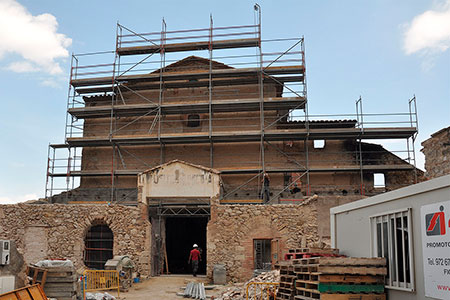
(403, 0), (450, 55)
(6, 61), (38, 73)
(0, 0), (72, 74)
(41, 78), (63, 88)
(0, 193), (38, 204)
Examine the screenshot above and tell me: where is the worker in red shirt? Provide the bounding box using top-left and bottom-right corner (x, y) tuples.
(188, 244), (201, 277)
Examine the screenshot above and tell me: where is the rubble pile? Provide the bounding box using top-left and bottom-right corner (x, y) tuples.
(214, 270), (280, 300)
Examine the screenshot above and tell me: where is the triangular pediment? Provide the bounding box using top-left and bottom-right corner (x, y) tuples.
(141, 159), (220, 175)
(152, 56), (233, 74)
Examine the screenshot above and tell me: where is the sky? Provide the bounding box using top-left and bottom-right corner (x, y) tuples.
(0, 0), (449, 203)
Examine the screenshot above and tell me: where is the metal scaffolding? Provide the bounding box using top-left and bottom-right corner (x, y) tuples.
(45, 6), (419, 203)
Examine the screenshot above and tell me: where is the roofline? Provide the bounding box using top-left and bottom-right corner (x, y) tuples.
(139, 159), (221, 175)
(330, 174), (450, 215)
(421, 126), (450, 146)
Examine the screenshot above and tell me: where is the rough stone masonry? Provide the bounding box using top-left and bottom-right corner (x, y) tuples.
(0, 203), (151, 286)
(207, 197), (319, 282)
(421, 126), (450, 179)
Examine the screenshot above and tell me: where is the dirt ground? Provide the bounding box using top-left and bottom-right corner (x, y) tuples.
(107, 275), (210, 300)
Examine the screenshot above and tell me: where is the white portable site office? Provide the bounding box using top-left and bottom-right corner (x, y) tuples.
(331, 175), (450, 300)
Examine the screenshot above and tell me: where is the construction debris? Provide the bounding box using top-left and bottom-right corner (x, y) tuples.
(85, 292), (116, 300)
(183, 282), (207, 299)
(213, 270), (280, 300)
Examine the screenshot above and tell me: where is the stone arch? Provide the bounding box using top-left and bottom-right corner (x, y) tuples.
(83, 218), (114, 269)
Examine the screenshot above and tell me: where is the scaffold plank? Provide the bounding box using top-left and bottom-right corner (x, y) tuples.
(117, 38), (260, 55)
(68, 97), (306, 118)
(71, 65), (305, 87)
(75, 75), (304, 94)
(66, 127), (417, 147)
(47, 164), (414, 178)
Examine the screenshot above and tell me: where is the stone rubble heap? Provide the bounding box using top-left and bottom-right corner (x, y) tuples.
(213, 270), (280, 300)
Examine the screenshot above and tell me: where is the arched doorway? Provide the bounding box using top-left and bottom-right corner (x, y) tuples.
(84, 222), (113, 269)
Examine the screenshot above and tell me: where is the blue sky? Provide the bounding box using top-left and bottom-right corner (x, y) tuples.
(0, 0), (449, 203)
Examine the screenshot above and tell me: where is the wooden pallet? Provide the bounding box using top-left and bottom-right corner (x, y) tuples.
(0, 284), (47, 300)
(318, 283), (384, 294)
(26, 266), (48, 288)
(41, 267), (77, 300)
(279, 249), (386, 300)
(320, 295), (385, 300)
(294, 295), (386, 300)
(288, 248), (339, 255)
(293, 257), (386, 299)
(295, 257), (387, 276)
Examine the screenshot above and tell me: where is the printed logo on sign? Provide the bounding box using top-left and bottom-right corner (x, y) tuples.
(426, 205), (446, 236)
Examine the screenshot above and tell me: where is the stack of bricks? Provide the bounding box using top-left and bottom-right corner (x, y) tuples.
(275, 248), (387, 300)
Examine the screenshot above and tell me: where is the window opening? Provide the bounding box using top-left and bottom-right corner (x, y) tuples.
(374, 173), (385, 188)
(313, 140), (325, 148)
(187, 114), (201, 127)
(84, 223), (114, 269)
(371, 209), (414, 291)
(254, 239), (271, 271)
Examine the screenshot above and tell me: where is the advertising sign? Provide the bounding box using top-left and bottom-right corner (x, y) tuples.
(421, 200), (450, 299)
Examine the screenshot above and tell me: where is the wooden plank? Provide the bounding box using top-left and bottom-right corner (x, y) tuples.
(44, 283), (77, 289)
(44, 276), (77, 283)
(318, 283), (384, 294)
(65, 127), (417, 148)
(318, 266), (387, 276)
(317, 257), (386, 266)
(15, 290), (32, 300)
(69, 96), (306, 119)
(299, 248), (340, 255)
(0, 285), (47, 300)
(41, 270), (47, 287)
(294, 296), (318, 300)
(76, 75), (304, 94)
(320, 294), (386, 300)
(220, 199), (263, 204)
(0, 294), (19, 300)
(318, 274), (384, 284)
(117, 38), (260, 55)
(27, 286), (47, 300)
(71, 65), (304, 87)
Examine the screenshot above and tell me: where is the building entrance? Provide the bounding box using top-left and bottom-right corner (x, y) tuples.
(165, 217), (208, 275)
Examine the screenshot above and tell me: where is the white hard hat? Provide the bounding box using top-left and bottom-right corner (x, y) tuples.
(193, 244), (198, 248)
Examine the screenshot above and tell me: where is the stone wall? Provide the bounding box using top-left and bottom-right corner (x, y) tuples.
(0, 204), (151, 286)
(421, 126), (450, 179)
(207, 198), (318, 282)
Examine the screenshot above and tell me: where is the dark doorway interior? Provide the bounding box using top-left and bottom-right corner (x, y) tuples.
(84, 223), (113, 269)
(166, 217), (208, 274)
(254, 239), (272, 271)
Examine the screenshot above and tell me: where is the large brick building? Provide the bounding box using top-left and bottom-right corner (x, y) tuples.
(41, 19), (422, 280)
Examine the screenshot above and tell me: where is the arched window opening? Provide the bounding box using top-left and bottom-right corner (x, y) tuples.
(84, 223), (113, 269)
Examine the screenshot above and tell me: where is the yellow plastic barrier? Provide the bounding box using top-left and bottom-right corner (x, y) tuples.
(246, 282), (279, 300)
(83, 270), (120, 300)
